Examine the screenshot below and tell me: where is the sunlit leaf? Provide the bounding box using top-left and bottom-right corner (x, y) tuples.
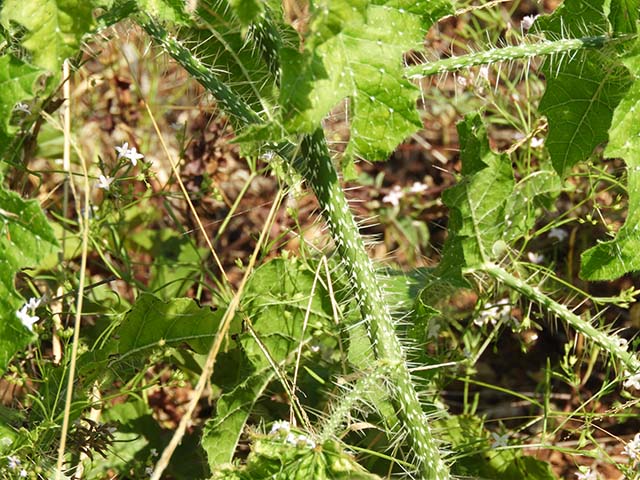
(0, 0), (95, 72)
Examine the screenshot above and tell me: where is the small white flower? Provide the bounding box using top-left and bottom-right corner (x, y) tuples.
(310, 345), (320, 353)
(527, 252), (545, 264)
(287, 434), (316, 449)
(456, 75), (468, 87)
(270, 420), (291, 435)
(575, 466), (598, 480)
(382, 186), (404, 207)
(145, 466), (154, 475)
(409, 182), (428, 194)
(623, 371), (640, 390)
(616, 338), (629, 351)
(16, 306), (39, 332)
(7, 455), (20, 469)
(623, 433), (640, 460)
(521, 14), (539, 31)
(19, 469), (28, 478)
(548, 228), (568, 242)
(25, 297), (41, 310)
(475, 299), (511, 327)
(260, 151), (276, 162)
(150, 448), (158, 457)
(491, 432), (509, 448)
(115, 142), (130, 159)
(530, 137), (545, 148)
(13, 102), (31, 114)
(96, 174), (115, 191)
(124, 147), (144, 166)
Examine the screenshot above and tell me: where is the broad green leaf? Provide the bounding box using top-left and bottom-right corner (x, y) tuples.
(0, 0), (95, 72)
(240, 257), (334, 368)
(116, 293), (226, 360)
(0, 178), (59, 373)
(279, 0), (452, 166)
(581, 40), (640, 279)
(136, 0), (190, 23)
(435, 114), (514, 280)
(0, 55), (46, 157)
(537, 0), (633, 176)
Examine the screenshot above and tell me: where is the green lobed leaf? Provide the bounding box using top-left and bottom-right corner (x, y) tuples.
(0, 0), (96, 72)
(580, 38), (640, 279)
(0, 54), (47, 157)
(116, 293), (226, 360)
(537, 0), (633, 176)
(0, 178), (59, 373)
(435, 114), (515, 281)
(279, 0), (452, 167)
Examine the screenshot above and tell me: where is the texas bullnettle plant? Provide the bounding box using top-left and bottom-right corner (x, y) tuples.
(1, 0), (640, 479)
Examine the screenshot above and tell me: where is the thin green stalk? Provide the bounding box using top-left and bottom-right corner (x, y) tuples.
(479, 262), (640, 374)
(405, 35), (611, 78)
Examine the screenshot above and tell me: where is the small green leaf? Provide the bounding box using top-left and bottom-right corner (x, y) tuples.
(0, 178), (59, 372)
(117, 293), (225, 360)
(0, 0), (96, 72)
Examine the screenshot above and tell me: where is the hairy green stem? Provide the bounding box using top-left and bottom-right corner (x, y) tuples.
(300, 131), (448, 479)
(479, 262), (640, 374)
(140, 15), (449, 479)
(405, 35), (610, 78)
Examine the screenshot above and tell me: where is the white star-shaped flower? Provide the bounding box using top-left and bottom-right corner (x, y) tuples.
(8, 455), (20, 469)
(124, 147), (144, 166)
(575, 466), (598, 480)
(491, 432), (509, 448)
(409, 182), (428, 194)
(96, 174), (115, 190)
(269, 420), (291, 435)
(623, 433), (640, 460)
(382, 186), (404, 207)
(16, 305), (39, 332)
(115, 142), (130, 159)
(521, 14), (539, 31)
(624, 371), (640, 390)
